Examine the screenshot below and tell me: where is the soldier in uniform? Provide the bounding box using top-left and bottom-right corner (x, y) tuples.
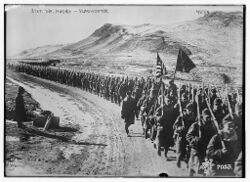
(154, 95), (179, 160)
(128, 79), (135, 93)
(186, 108), (217, 176)
(137, 90), (147, 131)
(213, 98), (225, 129)
(118, 78), (128, 101)
(114, 77), (120, 104)
(109, 77), (115, 103)
(133, 81), (143, 119)
(142, 86), (158, 139)
(173, 103), (196, 168)
(179, 92), (189, 109)
(121, 91), (137, 136)
(210, 88), (218, 109)
(206, 114), (241, 176)
(14, 86), (26, 128)
(169, 79), (178, 98)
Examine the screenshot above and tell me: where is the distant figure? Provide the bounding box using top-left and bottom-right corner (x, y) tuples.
(121, 91), (136, 136)
(14, 86), (26, 128)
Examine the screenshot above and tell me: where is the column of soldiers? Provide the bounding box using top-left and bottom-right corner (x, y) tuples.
(119, 72), (242, 177)
(9, 63), (147, 106)
(9, 63), (243, 177)
(135, 80), (242, 177)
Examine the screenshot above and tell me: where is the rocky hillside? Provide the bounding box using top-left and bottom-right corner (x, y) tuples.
(10, 44), (66, 59)
(10, 11), (243, 86)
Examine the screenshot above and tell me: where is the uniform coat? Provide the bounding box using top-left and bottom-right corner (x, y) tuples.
(206, 134), (241, 176)
(121, 96), (136, 125)
(186, 121), (216, 175)
(155, 105), (179, 152)
(14, 93), (26, 127)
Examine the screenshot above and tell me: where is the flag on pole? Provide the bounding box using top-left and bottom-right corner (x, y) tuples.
(176, 49), (196, 73)
(156, 52), (167, 78)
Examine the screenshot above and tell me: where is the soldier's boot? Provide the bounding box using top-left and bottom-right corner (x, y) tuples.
(135, 112), (139, 120)
(176, 156), (181, 168)
(144, 128), (148, 139)
(142, 127), (145, 135)
(165, 148), (170, 161)
(125, 124), (130, 136)
(157, 147), (161, 156)
(153, 142), (156, 149)
(188, 169), (195, 177)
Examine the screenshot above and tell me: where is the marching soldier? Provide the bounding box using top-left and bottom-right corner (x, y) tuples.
(206, 114), (241, 176)
(142, 86), (158, 139)
(14, 86), (26, 128)
(133, 81), (143, 119)
(210, 88), (218, 109)
(154, 95), (178, 160)
(173, 103), (196, 168)
(118, 78), (128, 101)
(186, 108), (217, 176)
(121, 91), (137, 136)
(213, 98), (225, 129)
(114, 77), (120, 104)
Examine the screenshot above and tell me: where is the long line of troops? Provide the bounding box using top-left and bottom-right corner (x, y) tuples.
(8, 63), (243, 177)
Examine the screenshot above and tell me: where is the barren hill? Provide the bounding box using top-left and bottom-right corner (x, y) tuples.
(11, 11), (243, 86)
(15, 44), (66, 58)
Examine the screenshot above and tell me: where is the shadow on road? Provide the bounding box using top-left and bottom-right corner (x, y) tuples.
(128, 135), (144, 138)
(51, 126), (79, 132)
(166, 156), (176, 161)
(73, 140), (107, 147)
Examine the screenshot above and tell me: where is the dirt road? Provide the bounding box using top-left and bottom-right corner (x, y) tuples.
(6, 71), (188, 177)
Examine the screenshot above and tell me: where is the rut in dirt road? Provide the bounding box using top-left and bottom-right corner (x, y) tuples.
(7, 71), (188, 176)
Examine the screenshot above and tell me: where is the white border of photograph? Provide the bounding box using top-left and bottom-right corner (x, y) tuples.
(0, 0), (248, 182)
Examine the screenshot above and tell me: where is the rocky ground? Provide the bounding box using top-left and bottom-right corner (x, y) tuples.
(5, 70), (189, 177)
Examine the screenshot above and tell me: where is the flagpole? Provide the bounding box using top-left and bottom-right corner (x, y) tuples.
(161, 77), (165, 115)
(173, 67), (177, 81)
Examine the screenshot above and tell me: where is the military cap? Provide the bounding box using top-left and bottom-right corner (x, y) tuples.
(169, 79), (174, 84)
(181, 93), (188, 99)
(202, 108), (211, 116)
(126, 90), (132, 95)
(211, 88), (217, 93)
(185, 103), (193, 111)
(222, 114), (235, 126)
(18, 86), (25, 94)
(214, 98), (222, 105)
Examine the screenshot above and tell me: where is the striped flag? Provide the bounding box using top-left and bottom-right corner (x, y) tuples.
(156, 52), (167, 78)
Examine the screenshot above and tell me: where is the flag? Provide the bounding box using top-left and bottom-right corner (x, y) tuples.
(176, 49), (196, 73)
(156, 52), (167, 78)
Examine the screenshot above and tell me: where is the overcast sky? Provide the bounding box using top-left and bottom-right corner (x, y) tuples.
(6, 5), (243, 53)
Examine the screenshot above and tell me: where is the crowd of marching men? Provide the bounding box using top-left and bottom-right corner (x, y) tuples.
(8, 63), (243, 177)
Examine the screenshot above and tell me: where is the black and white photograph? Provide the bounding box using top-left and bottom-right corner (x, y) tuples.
(4, 3), (245, 178)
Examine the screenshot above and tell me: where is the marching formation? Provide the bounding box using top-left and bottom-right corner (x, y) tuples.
(8, 62), (243, 177)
